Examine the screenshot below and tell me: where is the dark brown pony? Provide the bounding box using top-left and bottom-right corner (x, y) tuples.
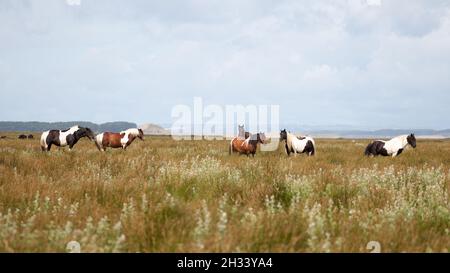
(229, 133), (266, 157)
(95, 128), (144, 151)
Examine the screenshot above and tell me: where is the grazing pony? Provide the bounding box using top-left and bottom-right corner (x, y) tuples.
(229, 133), (266, 157)
(365, 134), (416, 157)
(95, 128), (144, 151)
(28, 134), (34, 139)
(280, 129), (316, 156)
(40, 125), (95, 151)
(18, 134), (27, 139)
(238, 125), (251, 140)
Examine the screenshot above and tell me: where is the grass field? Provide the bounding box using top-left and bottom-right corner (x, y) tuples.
(0, 133), (449, 253)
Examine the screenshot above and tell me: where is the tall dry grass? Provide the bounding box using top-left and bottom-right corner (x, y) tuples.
(0, 133), (449, 252)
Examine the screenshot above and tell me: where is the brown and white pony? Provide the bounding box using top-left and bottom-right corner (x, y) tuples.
(229, 133), (266, 157)
(95, 128), (144, 151)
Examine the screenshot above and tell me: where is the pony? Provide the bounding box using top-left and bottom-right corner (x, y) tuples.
(229, 132), (266, 157)
(27, 134), (34, 139)
(18, 134), (28, 139)
(238, 125), (251, 140)
(40, 125), (95, 151)
(365, 134), (416, 157)
(280, 129), (316, 156)
(95, 128), (144, 151)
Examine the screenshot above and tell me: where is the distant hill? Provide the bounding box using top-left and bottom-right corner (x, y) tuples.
(139, 123), (170, 135)
(0, 121), (137, 133)
(1, 121), (448, 139)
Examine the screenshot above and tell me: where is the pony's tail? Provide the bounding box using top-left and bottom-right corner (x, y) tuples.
(365, 143), (373, 156)
(40, 134), (46, 152)
(310, 139), (316, 156)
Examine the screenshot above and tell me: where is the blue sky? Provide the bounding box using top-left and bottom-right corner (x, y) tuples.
(0, 0), (449, 129)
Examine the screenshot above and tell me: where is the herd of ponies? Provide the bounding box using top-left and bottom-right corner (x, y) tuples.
(34, 124), (417, 158)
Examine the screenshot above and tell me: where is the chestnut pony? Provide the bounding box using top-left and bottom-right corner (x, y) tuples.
(229, 132), (266, 157)
(95, 128), (144, 151)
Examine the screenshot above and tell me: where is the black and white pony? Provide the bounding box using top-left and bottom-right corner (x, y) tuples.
(365, 134), (416, 157)
(40, 125), (95, 151)
(280, 129), (316, 156)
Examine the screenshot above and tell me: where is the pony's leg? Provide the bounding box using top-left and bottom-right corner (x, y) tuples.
(47, 143), (52, 151)
(285, 144), (290, 156)
(69, 142), (76, 151)
(95, 141), (102, 151)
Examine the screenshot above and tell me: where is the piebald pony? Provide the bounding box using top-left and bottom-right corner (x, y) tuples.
(280, 129), (316, 156)
(365, 134), (416, 157)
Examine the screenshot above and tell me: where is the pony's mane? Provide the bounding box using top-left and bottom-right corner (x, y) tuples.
(391, 135), (409, 141)
(121, 128), (140, 136)
(61, 125), (80, 133)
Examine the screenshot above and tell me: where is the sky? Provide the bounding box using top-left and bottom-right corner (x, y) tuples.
(0, 0), (449, 130)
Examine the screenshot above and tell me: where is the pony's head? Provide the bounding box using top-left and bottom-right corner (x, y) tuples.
(280, 129), (288, 141)
(76, 127), (95, 141)
(125, 128), (144, 140)
(257, 132), (267, 144)
(238, 125), (245, 138)
(407, 133), (416, 148)
(138, 128), (144, 140)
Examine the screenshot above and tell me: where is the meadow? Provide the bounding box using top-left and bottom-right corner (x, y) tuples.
(0, 133), (449, 253)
